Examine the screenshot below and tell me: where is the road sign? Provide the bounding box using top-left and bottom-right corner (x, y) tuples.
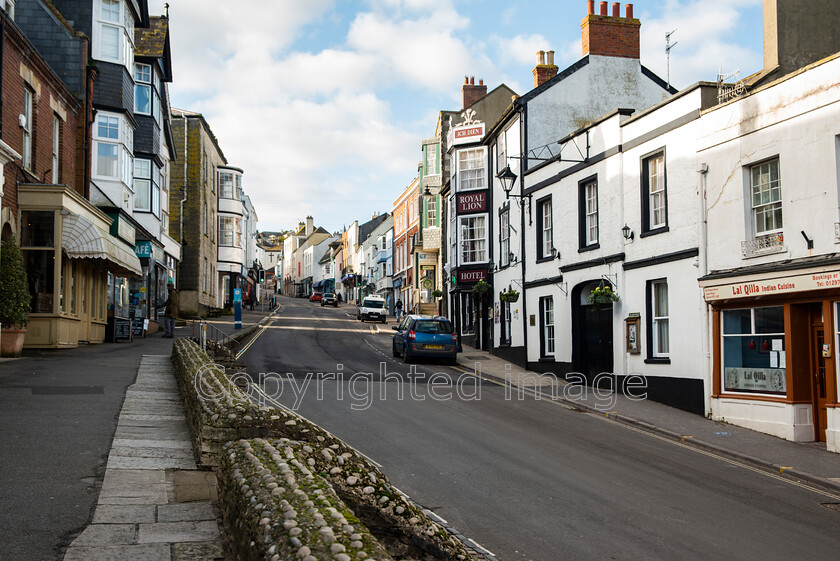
(234, 288), (242, 303)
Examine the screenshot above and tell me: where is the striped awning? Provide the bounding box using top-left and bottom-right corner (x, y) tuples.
(62, 214), (143, 277)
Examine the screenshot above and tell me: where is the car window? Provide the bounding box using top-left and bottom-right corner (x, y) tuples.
(363, 299), (384, 309)
(413, 320), (453, 333)
(398, 317), (410, 331)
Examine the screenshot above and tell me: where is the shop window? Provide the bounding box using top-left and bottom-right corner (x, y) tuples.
(461, 293), (475, 335)
(23, 250), (55, 313)
(21, 211), (55, 247)
(722, 306), (786, 395)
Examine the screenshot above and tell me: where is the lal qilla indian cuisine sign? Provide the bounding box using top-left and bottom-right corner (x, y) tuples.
(703, 270), (840, 302)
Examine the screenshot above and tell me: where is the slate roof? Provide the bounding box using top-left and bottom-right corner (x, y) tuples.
(135, 16), (168, 58)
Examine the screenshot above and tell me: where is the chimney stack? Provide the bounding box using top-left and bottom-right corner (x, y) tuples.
(462, 75), (488, 109)
(533, 50), (558, 88)
(581, 1), (640, 59)
(305, 216), (314, 236)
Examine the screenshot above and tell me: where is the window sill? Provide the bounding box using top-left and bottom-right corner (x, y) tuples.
(578, 243), (600, 253)
(640, 226), (669, 238)
(644, 357), (671, 364)
(539, 356), (555, 363)
(535, 256), (555, 264)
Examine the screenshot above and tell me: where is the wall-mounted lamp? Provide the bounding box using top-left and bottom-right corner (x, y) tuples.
(550, 247), (561, 260)
(622, 224), (634, 241)
(497, 166), (532, 224)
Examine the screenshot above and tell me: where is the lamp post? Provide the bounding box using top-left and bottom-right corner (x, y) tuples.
(497, 166), (532, 224)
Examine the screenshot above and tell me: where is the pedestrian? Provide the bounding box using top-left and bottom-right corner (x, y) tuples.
(395, 299), (403, 320)
(162, 282), (179, 338)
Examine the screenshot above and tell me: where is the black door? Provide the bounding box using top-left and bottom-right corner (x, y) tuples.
(581, 303), (614, 380)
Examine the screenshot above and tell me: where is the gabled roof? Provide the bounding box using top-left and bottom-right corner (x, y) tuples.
(359, 213), (389, 244)
(135, 17), (172, 81)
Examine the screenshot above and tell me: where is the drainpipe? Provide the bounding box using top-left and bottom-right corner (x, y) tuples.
(83, 37), (95, 200)
(178, 117), (188, 288)
(518, 104), (528, 370)
(698, 162), (711, 416)
(0, 11), (5, 138)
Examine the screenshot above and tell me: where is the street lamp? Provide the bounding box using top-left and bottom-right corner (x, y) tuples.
(496, 166), (532, 224)
(622, 224), (634, 241)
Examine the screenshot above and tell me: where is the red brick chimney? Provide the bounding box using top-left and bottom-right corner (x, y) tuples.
(462, 76), (487, 109)
(581, 1), (640, 59)
(532, 50), (559, 88)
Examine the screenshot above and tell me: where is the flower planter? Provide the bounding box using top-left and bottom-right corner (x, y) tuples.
(501, 292), (520, 303)
(0, 328), (26, 357)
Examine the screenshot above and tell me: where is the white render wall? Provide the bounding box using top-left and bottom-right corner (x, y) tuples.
(699, 56), (840, 272)
(526, 56), (670, 157)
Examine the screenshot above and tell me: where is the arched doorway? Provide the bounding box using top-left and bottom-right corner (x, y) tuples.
(572, 280), (615, 382)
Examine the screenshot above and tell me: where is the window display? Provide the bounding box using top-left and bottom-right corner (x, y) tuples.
(722, 306), (786, 395)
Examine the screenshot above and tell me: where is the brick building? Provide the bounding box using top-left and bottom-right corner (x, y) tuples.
(169, 109), (225, 316)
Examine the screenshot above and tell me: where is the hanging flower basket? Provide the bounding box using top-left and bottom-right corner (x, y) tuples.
(431, 289), (444, 299)
(472, 279), (490, 297)
(500, 289), (520, 303)
(587, 284), (620, 306)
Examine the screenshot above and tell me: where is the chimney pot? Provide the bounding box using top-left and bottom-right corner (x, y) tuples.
(537, 50), (545, 65)
(625, 3), (633, 18)
(464, 76), (469, 84)
(612, 2), (620, 17)
(546, 50), (555, 65)
(587, 0), (594, 15)
(470, 76), (475, 85)
(479, 79), (484, 85)
(599, 1), (607, 15)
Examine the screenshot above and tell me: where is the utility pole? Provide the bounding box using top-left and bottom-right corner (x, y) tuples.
(666, 29), (678, 91)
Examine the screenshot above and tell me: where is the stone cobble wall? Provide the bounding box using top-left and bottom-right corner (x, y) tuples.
(171, 338), (482, 561)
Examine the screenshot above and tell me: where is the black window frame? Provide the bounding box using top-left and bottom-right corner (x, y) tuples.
(538, 295), (554, 359)
(535, 194), (554, 263)
(578, 173), (600, 252)
(640, 148), (669, 237)
(498, 200), (511, 269)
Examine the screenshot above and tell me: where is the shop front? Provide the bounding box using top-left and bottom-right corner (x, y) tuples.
(701, 261), (840, 452)
(18, 185), (142, 348)
(131, 240), (167, 334)
(450, 267), (490, 350)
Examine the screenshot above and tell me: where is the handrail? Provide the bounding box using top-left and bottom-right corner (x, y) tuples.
(191, 316), (240, 353)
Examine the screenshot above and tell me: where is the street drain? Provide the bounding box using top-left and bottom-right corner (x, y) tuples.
(821, 503), (840, 512)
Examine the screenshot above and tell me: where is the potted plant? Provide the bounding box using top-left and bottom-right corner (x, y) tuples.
(431, 289), (443, 299)
(587, 283), (620, 307)
(0, 236), (31, 357)
(500, 289), (520, 303)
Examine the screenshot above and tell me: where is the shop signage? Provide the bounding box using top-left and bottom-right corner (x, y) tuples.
(724, 367), (786, 394)
(458, 269), (487, 284)
(134, 241), (164, 263)
(457, 191), (487, 213)
(703, 269), (840, 302)
(447, 123), (485, 147)
(108, 213), (136, 245)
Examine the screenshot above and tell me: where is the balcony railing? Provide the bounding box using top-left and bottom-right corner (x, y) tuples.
(741, 232), (786, 258)
(376, 249), (389, 263)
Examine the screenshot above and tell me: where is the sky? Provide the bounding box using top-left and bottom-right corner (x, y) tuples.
(149, 0), (765, 235)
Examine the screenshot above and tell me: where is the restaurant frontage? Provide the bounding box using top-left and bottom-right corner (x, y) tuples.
(700, 257), (840, 453)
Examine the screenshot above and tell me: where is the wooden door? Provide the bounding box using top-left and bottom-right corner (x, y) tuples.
(582, 305), (614, 380)
(812, 325), (829, 442)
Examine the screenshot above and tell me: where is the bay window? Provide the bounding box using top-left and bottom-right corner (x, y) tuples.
(459, 214), (487, 264)
(457, 147), (486, 191)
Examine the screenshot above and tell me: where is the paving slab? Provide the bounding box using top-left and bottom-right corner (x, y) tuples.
(72, 524), (137, 546)
(92, 505), (157, 524)
(157, 503), (216, 523)
(107, 454), (197, 471)
(63, 543), (171, 561)
(172, 541), (226, 561)
(109, 445), (196, 461)
(137, 521), (221, 543)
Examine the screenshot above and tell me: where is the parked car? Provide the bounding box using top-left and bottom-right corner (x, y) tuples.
(392, 315), (458, 364)
(357, 295), (387, 323)
(309, 292), (323, 302)
(321, 293), (338, 307)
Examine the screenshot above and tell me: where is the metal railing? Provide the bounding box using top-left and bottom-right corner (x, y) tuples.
(191, 316), (240, 353)
(741, 232), (786, 258)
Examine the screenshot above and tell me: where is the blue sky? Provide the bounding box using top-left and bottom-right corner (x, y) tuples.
(150, 0), (764, 234)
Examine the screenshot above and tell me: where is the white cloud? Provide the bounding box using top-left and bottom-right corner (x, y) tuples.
(491, 33), (553, 67)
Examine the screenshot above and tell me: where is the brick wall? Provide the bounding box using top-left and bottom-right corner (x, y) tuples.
(581, 14), (640, 59)
(1, 16), (82, 224)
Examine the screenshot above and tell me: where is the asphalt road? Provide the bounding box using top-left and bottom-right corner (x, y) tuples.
(242, 296), (840, 561)
(0, 333), (174, 561)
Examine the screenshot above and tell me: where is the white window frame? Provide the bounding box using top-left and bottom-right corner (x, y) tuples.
(496, 131), (507, 174)
(93, 0), (134, 69)
(426, 197), (437, 227)
(651, 280), (670, 357)
(218, 171), (235, 199)
(51, 114), (61, 183)
(426, 144), (438, 176)
(540, 199), (553, 259)
(2, 1), (16, 18)
(22, 87), (33, 169)
(647, 153), (666, 230)
(134, 62), (152, 115)
(543, 296), (555, 355)
(458, 214), (488, 264)
(499, 208), (510, 267)
(456, 147), (486, 191)
(750, 159), (782, 235)
(133, 158), (152, 211)
(585, 180), (598, 246)
(93, 112), (133, 186)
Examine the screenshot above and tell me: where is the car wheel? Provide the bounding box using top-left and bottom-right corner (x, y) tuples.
(392, 341), (400, 357)
(402, 345), (414, 364)
(446, 356), (457, 366)
(381, 318), (387, 324)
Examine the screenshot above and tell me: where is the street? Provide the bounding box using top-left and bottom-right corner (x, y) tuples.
(242, 296), (840, 561)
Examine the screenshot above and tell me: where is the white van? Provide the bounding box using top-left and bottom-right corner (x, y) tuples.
(357, 295), (387, 323)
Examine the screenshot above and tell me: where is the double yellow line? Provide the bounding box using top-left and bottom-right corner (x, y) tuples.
(235, 321), (271, 359)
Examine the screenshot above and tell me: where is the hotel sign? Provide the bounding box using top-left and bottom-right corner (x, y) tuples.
(457, 191), (487, 213)
(457, 269), (487, 284)
(703, 270), (840, 302)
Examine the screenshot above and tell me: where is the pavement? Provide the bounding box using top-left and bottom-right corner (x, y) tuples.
(0, 307), (275, 561)
(450, 341), (840, 496)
